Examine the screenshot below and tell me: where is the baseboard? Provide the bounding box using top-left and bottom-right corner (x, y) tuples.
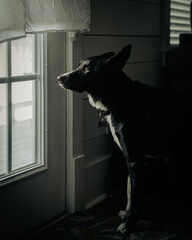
(85, 193), (108, 210)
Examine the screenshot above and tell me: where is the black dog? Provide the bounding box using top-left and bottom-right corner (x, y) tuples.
(57, 45), (192, 233)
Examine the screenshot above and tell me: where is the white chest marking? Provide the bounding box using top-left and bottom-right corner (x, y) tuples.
(88, 94), (122, 150)
(88, 94), (107, 110)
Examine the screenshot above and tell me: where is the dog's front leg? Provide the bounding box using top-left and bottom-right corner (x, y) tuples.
(111, 122), (144, 233)
(117, 158), (143, 233)
(122, 174), (131, 214)
(117, 174), (131, 234)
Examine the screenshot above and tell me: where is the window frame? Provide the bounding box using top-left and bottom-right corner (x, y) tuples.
(0, 34), (47, 186)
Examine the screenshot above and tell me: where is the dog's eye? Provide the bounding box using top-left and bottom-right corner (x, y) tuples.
(83, 66), (90, 73)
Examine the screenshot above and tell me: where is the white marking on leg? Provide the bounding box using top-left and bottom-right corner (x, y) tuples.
(106, 115), (122, 150)
(117, 223), (127, 234)
(126, 175), (131, 211)
(118, 210), (126, 219)
(119, 175), (131, 220)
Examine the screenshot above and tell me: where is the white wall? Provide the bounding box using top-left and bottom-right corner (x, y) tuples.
(73, 0), (165, 209)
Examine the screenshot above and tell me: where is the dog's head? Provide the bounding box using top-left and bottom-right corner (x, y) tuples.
(57, 45), (132, 93)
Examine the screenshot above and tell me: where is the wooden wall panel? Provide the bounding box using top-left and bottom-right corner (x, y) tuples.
(85, 157), (111, 207)
(84, 135), (112, 165)
(124, 61), (163, 87)
(82, 36), (162, 63)
(138, 0), (163, 4)
(89, 0), (163, 36)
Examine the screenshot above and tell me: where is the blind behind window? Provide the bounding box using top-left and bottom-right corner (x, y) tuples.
(170, 0), (191, 45)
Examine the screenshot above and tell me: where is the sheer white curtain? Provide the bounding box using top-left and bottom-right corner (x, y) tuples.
(0, 0), (91, 43)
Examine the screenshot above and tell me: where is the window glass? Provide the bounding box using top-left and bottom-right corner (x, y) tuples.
(11, 35), (35, 76)
(12, 81), (36, 170)
(0, 84), (7, 175)
(0, 43), (8, 77)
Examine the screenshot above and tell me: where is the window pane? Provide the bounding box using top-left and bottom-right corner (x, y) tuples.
(0, 43), (8, 77)
(11, 35), (35, 76)
(0, 84), (7, 175)
(12, 81), (37, 170)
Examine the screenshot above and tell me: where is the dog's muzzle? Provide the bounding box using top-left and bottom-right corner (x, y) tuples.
(57, 74), (69, 89)
(57, 75), (65, 84)
(57, 72), (84, 93)
(57, 76), (62, 83)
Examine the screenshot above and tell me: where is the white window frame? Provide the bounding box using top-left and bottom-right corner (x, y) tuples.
(170, 0), (191, 46)
(0, 34), (47, 186)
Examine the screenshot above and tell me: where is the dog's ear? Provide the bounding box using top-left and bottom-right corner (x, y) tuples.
(107, 45), (132, 69)
(100, 52), (115, 60)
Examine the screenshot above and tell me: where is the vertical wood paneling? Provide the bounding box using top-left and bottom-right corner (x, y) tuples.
(124, 61), (163, 87)
(85, 157), (111, 205)
(82, 36), (162, 62)
(89, 0), (163, 36)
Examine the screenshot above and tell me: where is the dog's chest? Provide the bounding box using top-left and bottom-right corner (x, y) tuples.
(88, 94), (122, 150)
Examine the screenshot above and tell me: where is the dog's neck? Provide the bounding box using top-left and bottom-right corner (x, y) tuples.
(88, 73), (130, 108)
(88, 94), (108, 111)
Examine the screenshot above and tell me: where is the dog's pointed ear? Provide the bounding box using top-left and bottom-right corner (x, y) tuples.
(100, 52), (116, 60)
(107, 45), (132, 69)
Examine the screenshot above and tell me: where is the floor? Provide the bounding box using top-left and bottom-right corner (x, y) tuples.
(91, 192), (192, 228)
(24, 192), (192, 240)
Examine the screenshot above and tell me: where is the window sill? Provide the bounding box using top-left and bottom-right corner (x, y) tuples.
(0, 163), (48, 187)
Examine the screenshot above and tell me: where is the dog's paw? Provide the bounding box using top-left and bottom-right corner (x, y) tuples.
(118, 210), (127, 220)
(116, 223), (127, 234)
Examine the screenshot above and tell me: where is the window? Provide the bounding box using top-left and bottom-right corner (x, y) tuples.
(170, 0), (191, 45)
(0, 35), (46, 184)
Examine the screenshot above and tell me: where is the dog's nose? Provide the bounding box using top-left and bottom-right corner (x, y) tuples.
(57, 76), (62, 83)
